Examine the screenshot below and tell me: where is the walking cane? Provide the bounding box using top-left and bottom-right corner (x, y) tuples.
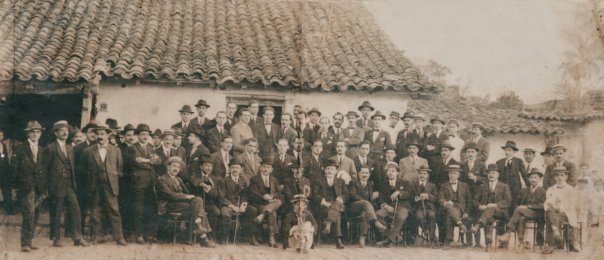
(421, 199), (432, 246)
(232, 194), (241, 246)
(392, 196), (399, 244)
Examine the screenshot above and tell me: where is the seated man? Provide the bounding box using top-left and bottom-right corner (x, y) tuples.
(498, 168), (546, 253)
(541, 167), (581, 254)
(284, 194), (318, 254)
(189, 155), (222, 240)
(281, 161), (313, 249)
(156, 157), (216, 247)
(248, 159), (282, 247)
(311, 158), (349, 249)
(348, 165), (387, 247)
(471, 164), (511, 252)
(218, 158), (258, 245)
(411, 165), (438, 247)
(438, 164), (471, 249)
(376, 163), (412, 247)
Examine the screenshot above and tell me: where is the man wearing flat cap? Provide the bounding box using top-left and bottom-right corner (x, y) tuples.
(44, 120), (88, 247)
(461, 122), (490, 163)
(79, 124), (127, 245)
(543, 144), (578, 191)
(248, 158), (282, 247)
(13, 121), (46, 252)
(498, 168), (546, 252)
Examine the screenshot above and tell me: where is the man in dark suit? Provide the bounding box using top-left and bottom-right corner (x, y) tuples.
(235, 138), (261, 185)
(12, 121), (46, 252)
(189, 154), (222, 239)
(316, 117), (337, 158)
(461, 122), (490, 163)
(153, 130), (179, 176)
(430, 141), (459, 187)
(0, 131), (12, 214)
(248, 159), (282, 247)
(210, 135), (233, 179)
(334, 141), (357, 180)
(422, 116), (449, 172)
(224, 102), (239, 131)
(459, 143), (486, 246)
(185, 128), (210, 182)
(254, 106), (280, 160)
(438, 165), (471, 249)
(471, 164), (512, 252)
(72, 122), (97, 232)
(348, 165), (386, 247)
(157, 156), (216, 247)
(330, 112), (346, 142)
(395, 112), (418, 161)
(363, 111), (393, 162)
(273, 138), (295, 185)
(43, 120), (88, 247)
(171, 105), (196, 148)
(411, 165), (438, 246)
(248, 100), (263, 128)
(307, 108), (322, 134)
(495, 141), (528, 205)
(356, 101), (375, 130)
(302, 139), (324, 181)
(218, 158), (258, 245)
(125, 124), (161, 244)
(372, 147), (398, 191)
(311, 158), (348, 249)
(190, 99), (212, 131)
(341, 111), (365, 159)
(543, 144), (578, 190)
(497, 168), (546, 253)
(296, 111), (315, 151)
(376, 163), (412, 247)
(278, 113), (298, 146)
(412, 114), (428, 152)
(353, 141), (379, 188)
(205, 111), (229, 154)
(79, 125), (127, 245)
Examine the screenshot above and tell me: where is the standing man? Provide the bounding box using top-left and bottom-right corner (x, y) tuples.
(543, 144), (578, 190)
(153, 130), (179, 176)
(205, 111), (229, 154)
(151, 129), (163, 150)
(302, 140), (324, 180)
(330, 112), (346, 140)
(79, 124), (127, 245)
(398, 140), (429, 183)
(73, 122), (97, 222)
(210, 135), (233, 179)
(44, 120), (88, 247)
(273, 138), (295, 185)
(363, 111), (392, 161)
(353, 141), (379, 185)
(341, 111), (365, 159)
(470, 164), (512, 252)
(307, 108), (321, 133)
(423, 116), (448, 172)
(225, 102), (239, 131)
(236, 138), (261, 185)
(447, 119), (465, 162)
(248, 100), (262, 128)
(13, 121), (46, 252)
(496, 141), (528, 203)
(171, 105), (196, 148)
(296, 111), (314, 151)
(0, 129), (12, 214)
(230, 108), (254, 156)
(384, 111), (402, 146)
(191, 99), (212, 130)
(395, 112), (418, 161)
(254, 106), (280, 160)
(278, 113), (298, 146)
(334, 141), (357, 180)
(126, 124), (161, 244)
(185, 128), (210, 182)
(461, 122), (490, 163)
(523, 148), (539, 173)
(316, 117), (337, 159)
(356, 101), (375, 130)
(248, 159), (282, 247)
(431, 141), (458, 187)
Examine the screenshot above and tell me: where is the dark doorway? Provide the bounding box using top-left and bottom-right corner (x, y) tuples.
(227, 95), (285, 125)
(7, 94), (82, 144)
(234, 104), (283, 125)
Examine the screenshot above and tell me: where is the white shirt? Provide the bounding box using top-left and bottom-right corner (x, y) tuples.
(327, 177), (334, 186)
(162, 146), (171, 157)
(448, 135), (464, 161)
(57, 140), (67, 156)
(489, 180), (498, 191)
(264, 124), (271, 135)
(28, 139), (38, 162)
(98, 144), (107, 162)
(262, 174), (270, 187)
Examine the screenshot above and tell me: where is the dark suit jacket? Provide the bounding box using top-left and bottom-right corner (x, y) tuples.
(11, 141), (46, 195)
(235, 151), (261, 183)
(422, 131), (449, 159)
(297, 124), (317, 152)
(543, 160), (578, 190)
(184, 143), (210, 181)
(224, 116), (239, 132)
(516, 186), (546, 210)
(459, 159), (486, 193)
(254, 123), (280, 159)
(348, 179), (379, 207)
(302, 153), (324, 180)
(430, 157), (459, 187)
(273, 153), (295, 184)
(171, 121), (196, 148)
(395, 128), (419, 160)
(315, 131), (337, 158)
(126, 142), (158, 188)
(248, 174), (281, 207)
(219, 176), (248, 206)
(461, 136), (490, 163)
(363, 129), (393, 159)
(352, 156), (380, 189)
(190, 170), (221, 207)
(154, 146), (179, 176)
(311, 176), (349, 208)
(282, 176), (311, 211)
(278, 126), (298, 146)
(205, 127), (228, 154)
(474, 181), (512, 215)
(496, 157), (528, 197)
(156, 174), (191, 215)
(210, 150), (231, 179)
(43, 141), (77, 196)
(438, 181), (471, 213)
(190, 116), (212, 131)
(356, 117), (375, 130)
(410, 180), (438, 211)
(80, 144), (123, 196)
(380, 178), (412, 209)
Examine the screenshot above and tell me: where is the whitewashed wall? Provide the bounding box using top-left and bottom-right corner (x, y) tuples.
(94, 83), (411, 131)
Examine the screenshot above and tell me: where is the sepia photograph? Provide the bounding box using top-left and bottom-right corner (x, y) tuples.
(1, 0), (604, 259)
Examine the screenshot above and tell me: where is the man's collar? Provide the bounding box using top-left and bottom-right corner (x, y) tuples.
(28, 139), (38, 146)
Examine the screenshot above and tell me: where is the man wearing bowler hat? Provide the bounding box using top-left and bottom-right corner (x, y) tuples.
(248, 158), (282, 247)
(172, 105), (196, 148)
(126, 123), (161, 244)
(395, 111), (419, 161)
(79, 124), (127, 245)
(356, 101), (375, 130)
(461, 122), (490, 163)
(190, 99), (212, 130)
(496, 141), (528, 203)
(437, 164), (471, 249)
(543, 144), (578, 190)
(190, 154), (221, 236)
(13, 121), (46, 252)
(44, 120), (88, 247)
(363, 110), (393, 162)
(498, 168), (546, 252)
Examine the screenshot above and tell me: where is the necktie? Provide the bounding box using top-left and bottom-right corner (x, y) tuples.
(443, 158), (447, 164)
(60, 142), (67, 157)
(361, 157), (366, 165)
(280, 154), (285, 163)
(183, 122), (188, 129)
(263, 176), (269, 187)
(31, 144), (37, 162)
(490, 182), (495, 191)
(224, 153), (229, 166)
(473, 137), (478, 143)
(338, 156), (343, 167)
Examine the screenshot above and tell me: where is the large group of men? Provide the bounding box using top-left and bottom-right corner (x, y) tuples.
(1, 99), (600, 255)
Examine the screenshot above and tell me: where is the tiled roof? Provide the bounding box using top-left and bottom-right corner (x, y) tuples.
(0, 0), (440, 93)
(518, 111), (604, 122)
(408, 99), (565, 135)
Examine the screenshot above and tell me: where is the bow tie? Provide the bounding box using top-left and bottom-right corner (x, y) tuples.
(450, 182), (457, 185)
(348, 126), (355, 129)
(373, 129), (380, 132)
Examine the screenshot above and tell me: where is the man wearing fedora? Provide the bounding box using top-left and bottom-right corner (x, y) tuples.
(522, 148), (539, 173)
(461, 122), (490, 163)
(248, 159), (282, 247)
(157, 156), (216, 247)
(423, 116), (449, 173)
(13, 121), (46, 252)
(205, 111), (229, 154)
(470, 164), (512, 252)
(459, 142), (487, 246)
(185, 127), (210, 182)
(498, 168), (546, 253)
(341, 111), (365, 159)
(363, 110), (392, 162)
(496, 141), (528, 203)
(43, 120), (88, 247)
(153, 129), (179, 176)
(431, 140), (459, 187)
(307, 108), (322, 133)
(125, 123), (161, 244)
(191, 99), (212, 130)
(410, 165), (439, 247)
(79, 124), (127, 245)
(438, 164), (471, 249)
(172, 105), (196, 148)
(398, 140), (429, 183)
(356, 101), (375, 131)
(230, 108), (254, 156)
(543, 144), (578, 190)
(395, 111), (419, 161)
(190, 154), (222, 239)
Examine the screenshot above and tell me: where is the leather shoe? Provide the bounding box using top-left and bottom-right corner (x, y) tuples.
(116, 239), (128, 246)
(53, 239), (63, 247)
(359, 236), (366, 248)
(200, 237), (217, 248)
(75, 239), (89, 247)
(541, 246), (554, 254)
(269, 235), (277, 248)
(21, 246), (31, 252)
(336, 238), (345, 249)
(249, 236), (259, 246)
(136, 236), (145, 244)
(376, 239), (392, 248)
(29, 245), (39, 250)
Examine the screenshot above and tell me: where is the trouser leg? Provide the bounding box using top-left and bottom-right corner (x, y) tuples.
(19, 191), (36, 246)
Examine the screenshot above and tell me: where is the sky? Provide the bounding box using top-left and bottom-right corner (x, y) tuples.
(365, 0), (589, 104)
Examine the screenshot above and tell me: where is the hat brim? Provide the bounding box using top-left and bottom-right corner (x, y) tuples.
(195, 104), (210, 108)
(166, 160), (185, 168)
(53, 124), (73, 132)
(358, 105), (375, 111)
(308, 111), (321, 116)
(24, 127), (45, 132)
(501, 146), (519, 151)
(464, 147), (480, 152)
(527, 172), (544, 177)
(178, 110), (194, 114)
(371, 115), (386, 120)
(441, 145), (455, 151)
(430, 119), (445, 124)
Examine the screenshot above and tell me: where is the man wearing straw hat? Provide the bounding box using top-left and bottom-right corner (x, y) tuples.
(79, 124), (127, 246)
(44, 120), (88, 247)
(13, 121), (46, 252)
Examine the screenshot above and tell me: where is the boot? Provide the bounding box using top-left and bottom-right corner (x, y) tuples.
(249, 235), (259, 246)
(53, 239), (63, 247)
(323, 222), (332, 235)
(359, 235), (366, 248)
(498, 231), (511, 242)
(268, 234), (277, 248)
(336, 238), (345, 249)
(485, 243), (493, 252)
